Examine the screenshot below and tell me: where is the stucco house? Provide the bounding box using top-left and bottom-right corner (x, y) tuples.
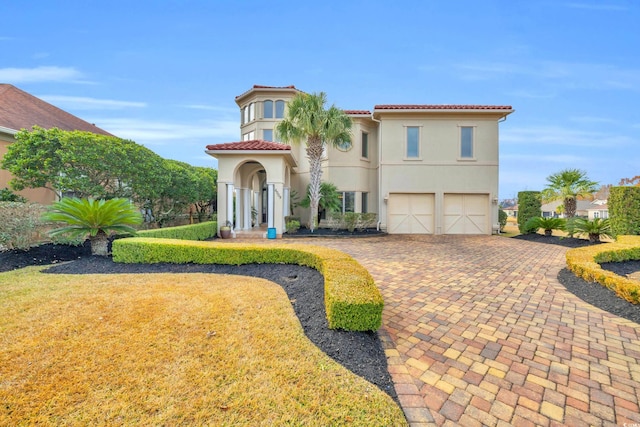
(0, 84), (112, 204)
(206, 85), (514, 237)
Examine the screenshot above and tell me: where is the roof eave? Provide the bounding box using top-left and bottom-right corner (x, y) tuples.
(205, 149), (298, 167)
(0, 125), (18, 135)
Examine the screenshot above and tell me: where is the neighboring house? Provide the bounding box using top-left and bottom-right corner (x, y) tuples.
(541, 199), (594, 218)
(587, 199), (609, 220)
(206, 85), (514, 237)
(503, 206), (518, 217)
(0, 84), (112, 204)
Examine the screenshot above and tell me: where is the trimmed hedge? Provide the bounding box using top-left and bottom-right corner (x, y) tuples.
(566, 236), (640, 304)
(517, 191), (541, 234)
(112, 237), (383, 331)
(136, 221), (217, 241)
(609, 186), (640, 236)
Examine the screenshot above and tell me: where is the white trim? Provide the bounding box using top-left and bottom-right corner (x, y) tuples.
(0, 126), (18, 135)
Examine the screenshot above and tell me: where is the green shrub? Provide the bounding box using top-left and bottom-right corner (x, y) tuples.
(343, 212), (358, 232)
(286, 219), (300, 234)
(112, 238), (383, 331)
(517, 191), (541, 234)
(498, 209), (507, 232)
(137, 221), (217, 241)
(0, 202), (47, 250)
(609, 186), (640, 236)
(0, 188), (27, 202)
(524, 217), (566, 236)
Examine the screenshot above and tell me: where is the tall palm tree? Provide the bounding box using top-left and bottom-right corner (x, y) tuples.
(43, 198), (142, 256)
(276, 92), (352, 231)
(541, 169), (598, 218)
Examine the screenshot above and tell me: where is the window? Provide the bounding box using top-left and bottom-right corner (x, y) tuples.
(338, 191), (356, 213)
(336, 138), (352, 151)
(263, 129), (273, 141)
(249, 102), (255, 122)
(594, 211), (600, 218)
(460, 126), (474, 158)
(361, 132), (369, 158)
(275, 100), (285, 118)
(264, 100), (273, 118)
(242, 106), (247, 124)
(361, 192), (368, 213)
(243, 131), (255, 141)
(406, 126), (420, 158)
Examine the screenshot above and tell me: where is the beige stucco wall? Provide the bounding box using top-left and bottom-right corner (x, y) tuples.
(376, 113), (501, 233)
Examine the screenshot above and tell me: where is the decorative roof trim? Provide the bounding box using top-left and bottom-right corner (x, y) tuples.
(374, 104), (513, 111)
(205, 140), (292, 151)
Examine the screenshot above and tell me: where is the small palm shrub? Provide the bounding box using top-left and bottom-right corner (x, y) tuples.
(573, 217), (612, 243)
(286, 219), (300, 234)
(43, 198), (142, 256)
(524, 217), (566, 237)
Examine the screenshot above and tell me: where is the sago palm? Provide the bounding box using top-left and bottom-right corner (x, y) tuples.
(276, 92), (352, 231)
(573, 217), (612, 243)
(43, 197), (142, 256)
(541, 169), (598, 218)
(524, 217), (566, 237)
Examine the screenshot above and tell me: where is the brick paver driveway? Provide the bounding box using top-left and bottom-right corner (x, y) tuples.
(295, 235), (640, 426)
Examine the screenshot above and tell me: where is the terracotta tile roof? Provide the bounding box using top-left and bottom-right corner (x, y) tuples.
(206, 140), (292, 151)
(344, 110), (371, 115)
(374, 104), (513, 111)
(235, 85), (300, 100)
(0, 84), (113, 135)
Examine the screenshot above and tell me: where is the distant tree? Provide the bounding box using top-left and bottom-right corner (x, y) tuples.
(0, 188), (27, 203)
(517, 191), (541, 234)
(192, 167), (218, 221)
(276, 92), (352, 231)
(594, 184), (612, 200)
(43, 198), (142, 256)
(1, 126), (66, 198)
(541, 169), (598, 218)
(619, 176), (640, 186)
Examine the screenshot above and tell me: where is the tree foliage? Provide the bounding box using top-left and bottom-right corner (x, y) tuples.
(619, 176), (640, 186)
(2, 127), (217, 227)
(298, 181), (342, 214)
(541, 168), (598, 218)
(276, 92), (352, 231)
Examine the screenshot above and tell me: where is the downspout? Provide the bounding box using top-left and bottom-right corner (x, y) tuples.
(371, 111), (382, 231)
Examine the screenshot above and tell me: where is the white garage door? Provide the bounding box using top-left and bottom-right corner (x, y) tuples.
(444, 194), (489, 234)
(388, 193), (434, 234)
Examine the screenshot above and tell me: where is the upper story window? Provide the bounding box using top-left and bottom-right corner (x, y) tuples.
(361, 132), (369, 158)
(275, 100), (285, 118)
(263, 129), (273, 142)
(406, 126), (420, 159)
(460, 126), (475, 159)
(243, 130), (255, 141)
(263, 100), (273, 118)
(264, 99), (285, 118)
(336, 138), (352, 151)
(241, 103), (255, 124)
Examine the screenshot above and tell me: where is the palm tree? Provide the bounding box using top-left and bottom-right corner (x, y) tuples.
(43, 198), (142, 256)
(524, 217), (566, 237)
(541, 169), (598, 218)
(276, 92), (352, 231)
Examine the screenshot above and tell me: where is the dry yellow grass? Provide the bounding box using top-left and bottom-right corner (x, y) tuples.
(0, 267), (406, 426)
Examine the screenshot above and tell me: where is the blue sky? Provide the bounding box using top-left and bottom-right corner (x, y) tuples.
(1, 0), (638, 200)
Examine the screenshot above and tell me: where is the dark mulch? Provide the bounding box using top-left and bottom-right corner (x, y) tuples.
(0, 243), (397, 402)
(513, 234), (640, 324)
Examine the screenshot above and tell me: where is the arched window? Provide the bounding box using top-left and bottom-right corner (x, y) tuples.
(275, 100), (285, 118)
(263, 100), (273, 118)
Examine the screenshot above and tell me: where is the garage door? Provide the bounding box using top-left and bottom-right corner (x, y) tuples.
(388, 193), (434, 234)
(443, 194), (489, 234)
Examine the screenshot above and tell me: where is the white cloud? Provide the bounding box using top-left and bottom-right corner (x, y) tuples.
(39, 95), (146, 110)
(92, 117), (238, 146)
(181, 104), (237, 114)
(568, 115), (619, 125)
(502, 125), (634, 147)
(0, 66), (88, 83)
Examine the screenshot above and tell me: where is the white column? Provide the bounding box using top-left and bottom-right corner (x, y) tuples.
(254, 191), (260, 227)
(267, 183), (274, 228)
(243, 189), (251, 230)
(235, 188), (241, 230)
(283, 187), (290, 218)
(226, 184), (234, 228)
